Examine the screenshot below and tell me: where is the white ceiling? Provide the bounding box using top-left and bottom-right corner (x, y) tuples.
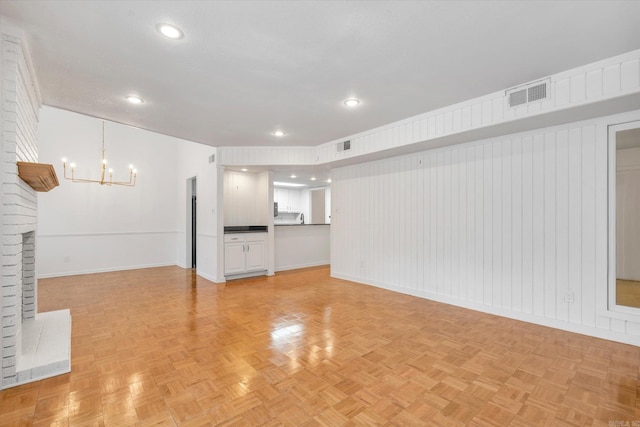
(2, 1), (640, 149)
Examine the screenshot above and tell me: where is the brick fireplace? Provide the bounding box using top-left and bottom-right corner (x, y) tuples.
(1, 21), (71, 389)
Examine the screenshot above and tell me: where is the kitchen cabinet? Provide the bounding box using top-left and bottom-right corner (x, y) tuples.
(274, 188), (301, 212)
(224, 233), (267, 276)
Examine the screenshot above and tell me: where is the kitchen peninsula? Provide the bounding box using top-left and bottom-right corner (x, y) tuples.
(274, 223), (329, 271)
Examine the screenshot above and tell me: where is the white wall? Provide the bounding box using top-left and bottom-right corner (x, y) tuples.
(331, 110), (640, 346)
(617, 147), (640, 281)
(275, 225), (330, 271)
(175, 140), (218, 281)
(36, 107), (205, 278)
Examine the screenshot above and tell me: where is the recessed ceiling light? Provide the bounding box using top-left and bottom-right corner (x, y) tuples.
(310, 177), (316, 181)
(344, 97), (360, 107)
(157, 23), (184, 39)
(273, 130), (286, 137)
(241, 168), (248, 172)
(126, 95), (144, 104)
(290, 174), (297, 178)
(327, 179), (332, 183)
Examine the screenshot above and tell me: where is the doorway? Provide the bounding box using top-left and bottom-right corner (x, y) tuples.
(311, 188), (326, 224)
(610, 122), (640, 311)
(187, 177), (197, 269)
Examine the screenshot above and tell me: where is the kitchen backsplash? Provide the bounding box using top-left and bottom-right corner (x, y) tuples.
(275, 212), (303, 224)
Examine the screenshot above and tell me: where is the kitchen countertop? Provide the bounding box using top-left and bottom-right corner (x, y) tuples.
(224, 225), (268, 233)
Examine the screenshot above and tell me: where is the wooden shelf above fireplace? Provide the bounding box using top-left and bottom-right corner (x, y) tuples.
(17, 162), (59, 192)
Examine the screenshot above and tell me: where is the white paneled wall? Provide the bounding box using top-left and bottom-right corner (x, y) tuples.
(331, 112), (640, 345)
(223, 171), (261, 226)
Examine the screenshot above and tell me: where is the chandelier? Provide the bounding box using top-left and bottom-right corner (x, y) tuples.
(62, 121), (137, 186)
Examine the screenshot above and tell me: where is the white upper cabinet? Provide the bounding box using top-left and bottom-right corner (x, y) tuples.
(287, 189), (300, 212)
(274, 188), (301, 212)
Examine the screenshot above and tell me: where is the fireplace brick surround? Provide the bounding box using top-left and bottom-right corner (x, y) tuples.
(1, 21), (71, 389)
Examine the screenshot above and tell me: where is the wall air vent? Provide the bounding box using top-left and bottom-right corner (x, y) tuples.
(506, 79), (550, 108)
(209, 154), (215, 163)
(337, 140), (351, 152)
(509, 89), (527, 107)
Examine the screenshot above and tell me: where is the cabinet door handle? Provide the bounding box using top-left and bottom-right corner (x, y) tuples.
(247, 244), (250, 252)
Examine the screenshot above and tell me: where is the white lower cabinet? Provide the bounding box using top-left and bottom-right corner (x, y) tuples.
(224, 233), (267, 276)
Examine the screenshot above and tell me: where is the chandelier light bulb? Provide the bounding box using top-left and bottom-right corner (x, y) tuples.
(273, 130), (285, 137)
(62, 157), (67, 163)
(61, 120), (138, 186)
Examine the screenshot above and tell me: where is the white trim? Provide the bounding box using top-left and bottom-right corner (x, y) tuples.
(197, 232), (217, 238)
(275, 261), (329, 272)
(37, 262), (175, 279)
(607, 120), (640, 321)
(196, 270), (223, 284)
(37, 231), (178, 238)
(224, 270), (268, 280)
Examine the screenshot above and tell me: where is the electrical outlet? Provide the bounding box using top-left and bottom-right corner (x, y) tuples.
(564, 290), (575, 304)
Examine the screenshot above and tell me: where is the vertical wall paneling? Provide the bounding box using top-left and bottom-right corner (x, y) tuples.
(474, 144), (484, 304)
(568, 128), (583, 324)
(521, 136), (534, 314)
(511, 137), (523, 312)
(451, 148), (460, 299)
(443, 150), (451, 296)
(581, 126), (597, 326)
(501, 139), (512, 309)
(603, 65), (621, 95)
(621, 59), (640, 90)
(532, 134), (545, 317)
(544, 132), (557, 319)
(492, 141), (503, 308)
(330, 111), (640, 345)
(556, 130), (570, 322)
(483, 143), (493, 306)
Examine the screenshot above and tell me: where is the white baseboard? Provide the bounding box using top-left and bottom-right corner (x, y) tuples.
(37, 262), (176, 279)
(275, 261), (329, 272)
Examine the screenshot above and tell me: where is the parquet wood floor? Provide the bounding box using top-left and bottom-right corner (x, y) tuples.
(1, 266), (639, 426)
(617, 279), (640, 309)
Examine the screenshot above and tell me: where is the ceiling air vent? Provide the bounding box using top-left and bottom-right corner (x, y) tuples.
(506, 79), (550, 108)
(337, 140), (351, 152)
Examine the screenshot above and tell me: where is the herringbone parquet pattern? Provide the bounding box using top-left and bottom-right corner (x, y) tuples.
(0, 266), (638, 426)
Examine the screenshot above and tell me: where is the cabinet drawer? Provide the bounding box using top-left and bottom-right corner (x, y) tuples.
(224, 234), (244, 243)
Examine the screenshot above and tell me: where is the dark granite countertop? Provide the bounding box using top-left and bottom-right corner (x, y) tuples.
(224, 225), (268, 234)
